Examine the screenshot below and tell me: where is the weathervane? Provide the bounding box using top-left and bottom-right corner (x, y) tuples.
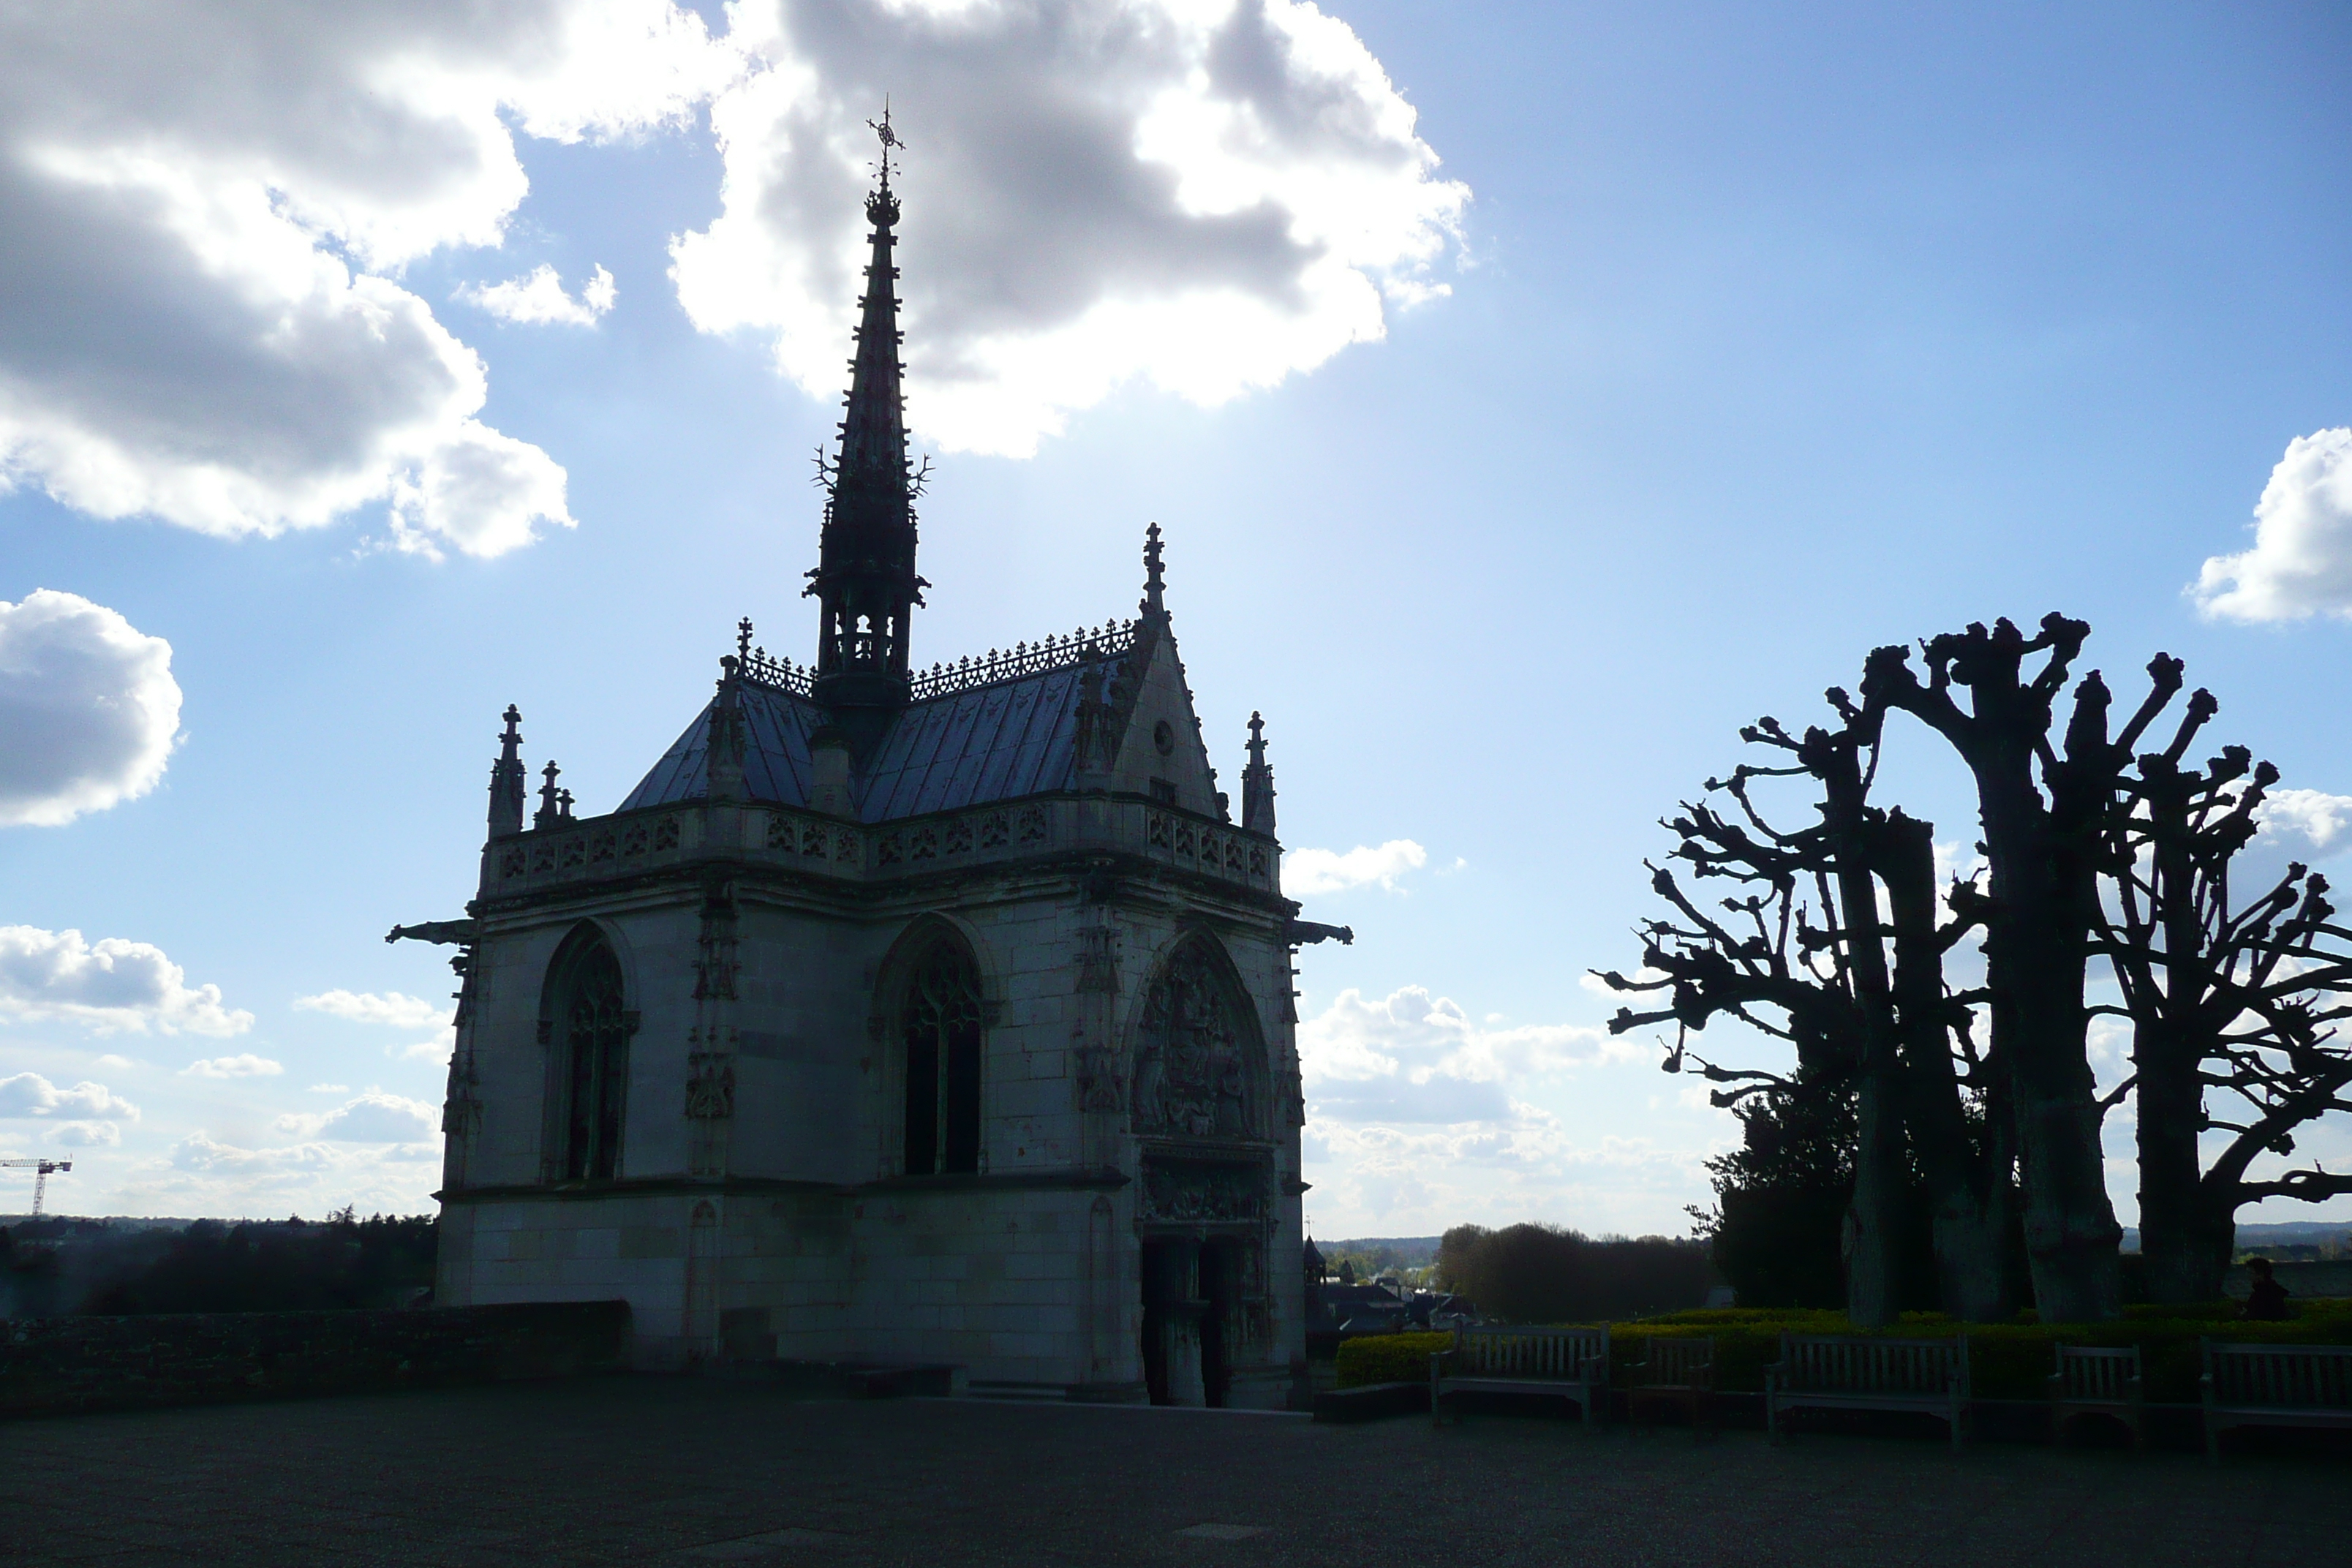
(867, 99), (905, 186)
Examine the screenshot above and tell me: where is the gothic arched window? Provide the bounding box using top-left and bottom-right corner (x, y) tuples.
(1132, 938), (1260, 1139)
(902, 939), (984, 1175)
(551, 932), (629, 1181)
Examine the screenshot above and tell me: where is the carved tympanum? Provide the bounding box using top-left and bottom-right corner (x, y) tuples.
(1131, 940), (1257, 1138)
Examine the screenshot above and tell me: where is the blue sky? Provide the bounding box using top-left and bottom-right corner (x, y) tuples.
(2, 1), (2349, 1235)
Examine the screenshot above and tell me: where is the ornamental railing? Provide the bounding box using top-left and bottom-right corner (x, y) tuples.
(736, 645), (815, 696)
(729, 619), (1137, 704)
(909, 620), (1137, 701)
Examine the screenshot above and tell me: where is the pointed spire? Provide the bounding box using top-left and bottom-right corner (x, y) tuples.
(807, 104), (925, 717)
(1243, 711), (1277, 834)
(535, 760), (563, 830)
(1140, 522), (1166, 619)
(487, 705), (525, 838)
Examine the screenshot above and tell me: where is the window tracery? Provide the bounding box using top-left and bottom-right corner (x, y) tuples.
(902, 938), (984, 1175)
(551, 933), (629, 1181)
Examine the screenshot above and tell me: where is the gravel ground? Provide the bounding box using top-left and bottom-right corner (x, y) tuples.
(7, 1376), (2347, 1567)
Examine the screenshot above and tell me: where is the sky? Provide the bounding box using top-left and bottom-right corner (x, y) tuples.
(3, 0), (2350, 1237)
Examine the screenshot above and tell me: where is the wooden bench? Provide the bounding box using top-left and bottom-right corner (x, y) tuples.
(1624, 1336), (1714, 1439)
(2048, 1343), (2142, 1449)
(1430, 1324), (1609, 1428)
(2201, 1340), (2352, 1463)
(1764, 1334), (1969, 1450)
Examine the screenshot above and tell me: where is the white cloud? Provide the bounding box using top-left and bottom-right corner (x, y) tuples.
(306, 1083), (350, 1095)
(1299, 985), (1637, 1126)
(0, 590), (181, 827)
(1303, 1117), (1711, 1240)
(0, 2), (731, 557)
(459, 263), (617, 326)
(181, 1053), (283, 1079)
(1284, 838), (1428, 897)
(0, 1071), (139, 1120)
(2194, 429), (2352, 622)
(169, 1131), (339, 1175)
(0, 927), (250, 1035)
(2258, 788), (2352, 856)
(50, 1120), (119, 1146)
(108, 1129), (442, 1217)
(274, 1092), (440, 1145)
(1293, 984), (1694, 1235)
(295, 990), (451, 1030)
(671, 0), (1466, 457)
(391, 1039), (456, 1066)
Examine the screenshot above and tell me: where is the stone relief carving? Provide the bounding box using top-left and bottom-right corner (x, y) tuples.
(1139, 1161), (1267, 1224)
(685, 1030), (736, 1121)
(1072, 1023), (1124, 1113)
(1131, 941), (1257, 1138)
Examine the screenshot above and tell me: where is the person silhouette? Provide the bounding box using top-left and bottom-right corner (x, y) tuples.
(2241, 1256), (2292, 1321)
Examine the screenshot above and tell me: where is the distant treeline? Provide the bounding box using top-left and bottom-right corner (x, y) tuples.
(1318, 1237), (1440, 1280)
(1434, 1224), (1716, 1322)
(2, 1210), (437, 1317)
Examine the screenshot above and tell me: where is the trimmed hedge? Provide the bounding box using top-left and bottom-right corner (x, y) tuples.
(1333, 1301), (2352, 1403)
(1335, 1332), (1452, 1388)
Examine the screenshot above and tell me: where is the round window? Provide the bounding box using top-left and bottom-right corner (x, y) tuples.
(1153, 720), (1175, 756)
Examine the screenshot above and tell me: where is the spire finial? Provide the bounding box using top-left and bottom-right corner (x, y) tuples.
(1141, 522), (1166, 617)
(737, 618), (755, 661)
(487, 705), (527, 838)
(867, 99), (904, 194)
(535, 760), (563, 830)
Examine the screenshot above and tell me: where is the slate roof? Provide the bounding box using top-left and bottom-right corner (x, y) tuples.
(614, 656), (1128, 824)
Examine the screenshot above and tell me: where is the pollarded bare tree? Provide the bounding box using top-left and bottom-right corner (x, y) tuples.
(1600, 689), (2014, 1324)
(2100, 694), (2352, 1303)
(1859, 616), (2194, 1324)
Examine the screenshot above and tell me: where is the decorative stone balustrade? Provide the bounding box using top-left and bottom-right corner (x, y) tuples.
(486, 794), (1278, 897)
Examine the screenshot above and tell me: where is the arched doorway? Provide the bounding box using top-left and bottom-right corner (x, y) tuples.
(1130, 934), (1273, 1407)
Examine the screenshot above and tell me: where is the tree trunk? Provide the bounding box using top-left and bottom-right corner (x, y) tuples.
(1818, 736), (1908, 1327)
(1843, 1068), (1909, 1327)
(1975, 747), (2122, 1322)
(2139, 1185), (2235, 1305)
(2133, 1012), (2217, 1303)
(1880, 812), (2013, 1321)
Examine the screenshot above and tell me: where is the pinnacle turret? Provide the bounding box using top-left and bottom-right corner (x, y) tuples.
(1140, 522), (1166, 619)
(487, 704), (525, 837)
(1243, 712), (1277, 833)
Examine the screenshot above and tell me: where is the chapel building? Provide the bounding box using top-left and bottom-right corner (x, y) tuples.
(413, 134), (1336, 1407)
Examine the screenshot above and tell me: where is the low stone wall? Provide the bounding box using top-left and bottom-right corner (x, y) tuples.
(2, 1300), (630, 1419)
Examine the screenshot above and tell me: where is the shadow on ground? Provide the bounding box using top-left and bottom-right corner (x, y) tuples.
(7, 1376), (2348, 1566)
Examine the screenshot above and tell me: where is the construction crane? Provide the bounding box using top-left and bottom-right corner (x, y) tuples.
(1, 1158), (71, 1218)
